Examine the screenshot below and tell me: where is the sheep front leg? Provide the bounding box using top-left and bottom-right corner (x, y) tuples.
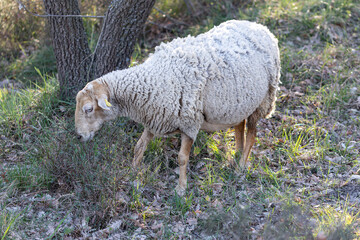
(175, 133), (193, 196)
(132, 129), (154, 167)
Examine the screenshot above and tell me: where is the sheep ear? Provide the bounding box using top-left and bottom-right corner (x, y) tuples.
(97, 95), (111, 110)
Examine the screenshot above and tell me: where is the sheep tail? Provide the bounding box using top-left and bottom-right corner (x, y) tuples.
(264, 62), (281, 118)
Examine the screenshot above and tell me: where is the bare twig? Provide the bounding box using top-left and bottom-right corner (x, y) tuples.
(153, 7), (188, 26)
(183, 0), (196, 15)
(147, 20), (179, 32)
(16, 0), (105, 19)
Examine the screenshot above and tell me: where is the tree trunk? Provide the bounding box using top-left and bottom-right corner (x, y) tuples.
(43, 0), (91, 99)
(43, 0), (156, 100)
(93, 0), (156, 78)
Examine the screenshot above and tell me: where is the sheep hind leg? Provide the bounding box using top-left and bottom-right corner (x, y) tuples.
(235, 119), (246, 152)
(239, 115), (258, 168)
(175, 133), (193, 196)
(132, 129), (154, 167)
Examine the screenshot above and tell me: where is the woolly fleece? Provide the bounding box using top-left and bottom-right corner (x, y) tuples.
(97, 20), (280, 140)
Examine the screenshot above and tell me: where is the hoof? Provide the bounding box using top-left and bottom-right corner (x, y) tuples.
(132, 160), (141, 169)
(132, 163), (137, 168)
(175, 184), (186, 196)
(233, 161), (250, 175)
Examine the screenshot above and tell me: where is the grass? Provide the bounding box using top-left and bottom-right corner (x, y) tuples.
(314, 201), (359, 239)
(6, 46), (57, 84)
(1, 0), (360, 238)
(0, 70), (60, 139)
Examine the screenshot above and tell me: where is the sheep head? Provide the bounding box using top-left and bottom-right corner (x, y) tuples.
(75, 81), (112, 141)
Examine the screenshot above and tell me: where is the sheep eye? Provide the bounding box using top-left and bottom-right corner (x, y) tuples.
(84, 107), (93, 114)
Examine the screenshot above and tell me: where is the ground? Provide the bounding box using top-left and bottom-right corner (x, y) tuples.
(0, 0), (359, 239)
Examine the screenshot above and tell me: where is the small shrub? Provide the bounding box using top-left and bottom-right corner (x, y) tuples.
(200, 205), (251, 239)
(263, 203), (314, 240)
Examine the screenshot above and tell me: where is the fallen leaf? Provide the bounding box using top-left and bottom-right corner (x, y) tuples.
(350, 175), (360, 181)
(151, 221), (163, 231)
(59, 106), (66, 112)
(186, 218), (197, 226)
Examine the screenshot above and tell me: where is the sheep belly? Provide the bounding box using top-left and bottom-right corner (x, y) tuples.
(200, 121), (235, 132)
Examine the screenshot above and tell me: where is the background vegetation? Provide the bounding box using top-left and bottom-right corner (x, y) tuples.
(1, 0), (359, 239)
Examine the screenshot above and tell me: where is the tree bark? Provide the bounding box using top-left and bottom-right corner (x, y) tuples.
(43, 0), (156, 100)
(93, 0), (156, 78)
(43, 0), (91, 99)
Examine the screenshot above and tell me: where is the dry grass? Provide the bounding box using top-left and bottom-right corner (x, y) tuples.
(1, 0), (360, 239)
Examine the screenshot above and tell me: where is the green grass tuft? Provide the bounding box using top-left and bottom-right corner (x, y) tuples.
(1, 0), (359, 238)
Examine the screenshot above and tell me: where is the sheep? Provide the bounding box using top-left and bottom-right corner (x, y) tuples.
(75, 20), (281, 196)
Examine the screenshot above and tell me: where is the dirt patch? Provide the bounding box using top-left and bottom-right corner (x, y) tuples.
(328, 181), (360, 204)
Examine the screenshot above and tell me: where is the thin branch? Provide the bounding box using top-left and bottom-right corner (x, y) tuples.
(16, 0), (105, 18)
(147, 20), (180, 32)
(153, 7), (188, 26)
(183, 0), (196, 15)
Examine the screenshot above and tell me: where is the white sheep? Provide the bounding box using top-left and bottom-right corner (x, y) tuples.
(75, 20), (281, 195)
